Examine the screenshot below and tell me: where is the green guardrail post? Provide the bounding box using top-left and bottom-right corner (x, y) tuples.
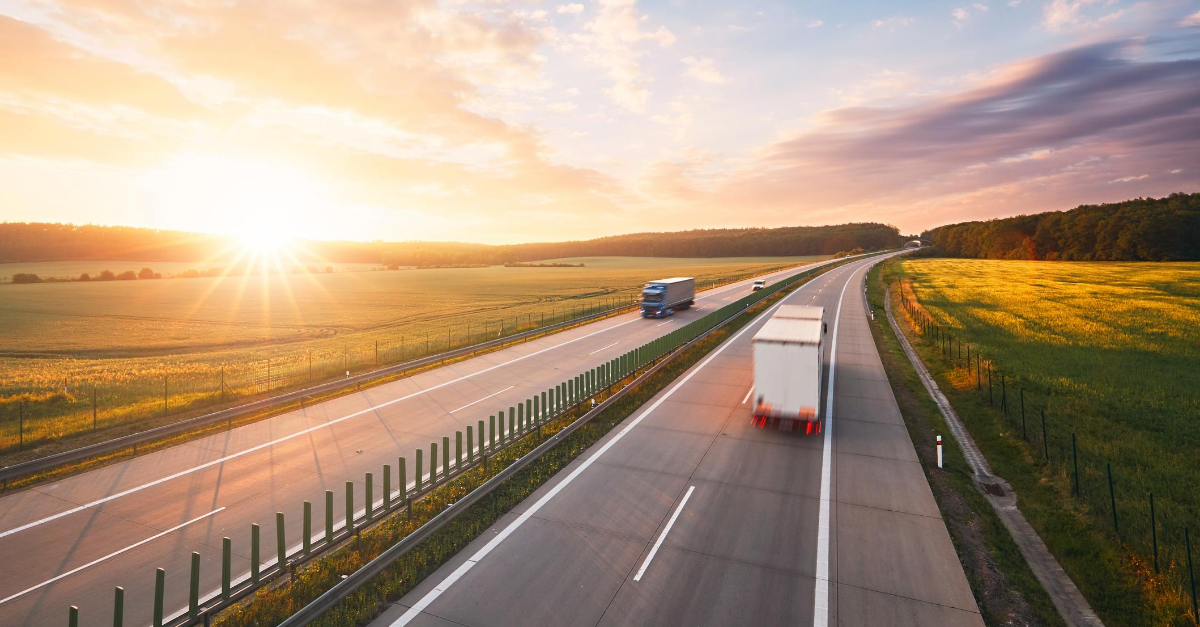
(221, 537), (231, 600)
(455, 431), (463, 469)
(430, 442), (438, 482)
(415, 449), (424, 489)
(113, 586), (124, 627)
(489, 415), (496, 450)
(365, 473), (374, 519)
(517, 403), (524, 433)
(189, 551), (200, 618)
(399, 457), (407, 498)
(442, 436), (450, 477)
(383, 466), (392, 510)
(508, 406), (516, 439)
(345, 481), (355, 534)
(526, 398), (532, 427)
(303, 501), (312, 553)
(153, 567), (165, 627)
(325, 490), (334, 544)
(539, 392), (546, 421)
(467, 427), (474, 462)
(476, 421), (485, 455)
(276, 511), (286, 568)
(69, 606), (79, 627)
(250, 523), (261, 582)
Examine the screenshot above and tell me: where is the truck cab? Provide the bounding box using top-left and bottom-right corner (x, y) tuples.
(753, 279), (766, 291)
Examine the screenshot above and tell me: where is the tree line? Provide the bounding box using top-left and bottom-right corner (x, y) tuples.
(0, 222), (905, 266)
(925, 193), (1200, 261)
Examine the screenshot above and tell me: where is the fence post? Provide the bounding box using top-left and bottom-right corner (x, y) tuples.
(18, 401), (23, 450)
(93, 387), (97, 431)
(345, 481), (354, 534)
(442, 436), (450, 478)
(399, 457), (407, 499)
(222, 537), (231, 599)
(113, 586), (124, 627)
(276, 511), (286, 568)
(70, 606), (79, 627)
(477, 421), (485, 455)
(1072, 433), (1080, 496)
(251, 524), (261, 582)
(1186, 527), (1197, 624)
(164, 376), (168, 416)
(365, 473), (373, 519)
(429, 442), (437, 482)
(1107, 463), (1119, 532)
(1149, 492), (1159, 573)
(303, 501), (312, 554)
(456, 431), (463, 469)
(189, 551), (200, 618)
(1020, 389), (1026, 440)
(489, 415), (496, 450)
(1041, 408), (1048, 460)
(383, 465), (392, 510)
(988, 365), (993, 404)
(467, 427), (474, 463)
(325, 491), (334, 544)
(153, 567), (165, 627)
(507, 409), (515, 442)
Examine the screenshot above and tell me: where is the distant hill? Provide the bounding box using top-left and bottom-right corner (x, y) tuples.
(925, 192), (1200, 261)
(0, 222), (904, 265)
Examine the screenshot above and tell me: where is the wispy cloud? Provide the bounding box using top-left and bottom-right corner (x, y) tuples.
(557, 3), (585, 15)
(682, 56), (727, 84)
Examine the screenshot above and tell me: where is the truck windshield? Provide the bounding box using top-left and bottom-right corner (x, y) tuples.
(642, 292), (664, 303)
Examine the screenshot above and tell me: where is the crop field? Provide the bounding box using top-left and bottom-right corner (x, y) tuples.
(893, 258), (1200, 624)
(0, 255), (823, 453)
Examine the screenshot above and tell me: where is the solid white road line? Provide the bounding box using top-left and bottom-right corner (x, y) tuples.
(633, 485), (695, 582)
(742, 386), (753, 404)
(588, 342), (619, 356)
(448, 386), (515, 414)
(388, 261), (852, 627)
(0, 507), (225, 607)
(812, 261), (864, 627)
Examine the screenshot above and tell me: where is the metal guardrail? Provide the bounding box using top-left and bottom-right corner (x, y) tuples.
(0, 303), (635, 487)
(273, 256), (874, 627)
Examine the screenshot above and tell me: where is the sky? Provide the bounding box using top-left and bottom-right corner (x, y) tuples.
(1, 0), (1198, 244)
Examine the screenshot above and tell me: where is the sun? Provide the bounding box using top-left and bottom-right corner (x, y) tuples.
(239, 226), (290, 255)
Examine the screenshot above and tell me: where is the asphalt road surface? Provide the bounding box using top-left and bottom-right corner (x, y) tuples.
(0, 260), (839, 627)
(370, 253), (984, 627)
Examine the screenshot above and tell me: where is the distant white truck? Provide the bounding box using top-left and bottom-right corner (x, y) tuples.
(751, 306), (826, 433)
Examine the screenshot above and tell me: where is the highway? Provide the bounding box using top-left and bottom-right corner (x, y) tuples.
(0, 259), (837, 627)
(370, 253), (984, 627)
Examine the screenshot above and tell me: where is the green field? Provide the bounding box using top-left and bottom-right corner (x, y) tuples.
(891, 258), (1200, 625)
(0, 256), (823, 452)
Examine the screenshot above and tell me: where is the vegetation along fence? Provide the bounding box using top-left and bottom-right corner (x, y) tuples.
(0, 267), (795, 456)
(894, 280), (1199, 625)
(52, 256), (861, 627)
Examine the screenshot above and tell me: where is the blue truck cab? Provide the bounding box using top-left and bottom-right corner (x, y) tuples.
(641, 277), (696, 318)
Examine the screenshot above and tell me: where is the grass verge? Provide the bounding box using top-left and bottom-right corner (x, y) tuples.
(877, 258), (1185, 626)
(866, 262), (1066, 626)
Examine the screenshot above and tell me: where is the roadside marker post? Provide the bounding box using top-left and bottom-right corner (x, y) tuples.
(251, 524), (261, 582)
(69, 605), (78, 627)
(937, 436), (943, 469)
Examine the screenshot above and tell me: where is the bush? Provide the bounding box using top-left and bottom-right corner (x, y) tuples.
(138, 267), (161, 279)
(98, 270), (115, 281)
(12, 273), (43, 284)
(116, 270), (137, 280)
(79, 273), (91, 281)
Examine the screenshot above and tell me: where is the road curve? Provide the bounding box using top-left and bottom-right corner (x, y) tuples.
(0, 260), (835, 627)
(370, 253), (983, 627)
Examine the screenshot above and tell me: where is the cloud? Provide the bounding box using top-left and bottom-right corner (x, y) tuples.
(1183, 10), (1200, 27)
(808, 20), (824, 28)
(1043, 0), (1125, 31)
(547, 101), (578, 113)
(681, 56), (727, 84)
(1110, 174), (1149, 183)
(873, 17), (916, 30)
(557, 3), (585, 15)
(574, 0), (676, 113)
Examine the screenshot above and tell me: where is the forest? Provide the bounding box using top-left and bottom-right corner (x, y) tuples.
(0, 222), (905, 265)
(925, 192), (1200, 261)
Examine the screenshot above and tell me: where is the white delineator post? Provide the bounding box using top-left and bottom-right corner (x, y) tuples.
(937, 435), (943, 469)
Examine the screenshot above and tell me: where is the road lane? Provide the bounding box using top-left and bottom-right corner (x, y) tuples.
(375, 254), (983, 627)
(0, 259), (837, 627)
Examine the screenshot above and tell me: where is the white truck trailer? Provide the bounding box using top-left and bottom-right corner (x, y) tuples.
(640, 277), (696, 318)
(751, 308), (826, 433)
